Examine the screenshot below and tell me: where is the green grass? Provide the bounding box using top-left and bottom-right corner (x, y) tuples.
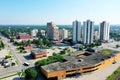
(0, 73), (17, 80)
(101, 49), (112, 55)
(106, 67), (120, 80)
(18, 72), (26, 77)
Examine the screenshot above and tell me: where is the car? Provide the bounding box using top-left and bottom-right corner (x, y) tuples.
(23, 62), (30, 66)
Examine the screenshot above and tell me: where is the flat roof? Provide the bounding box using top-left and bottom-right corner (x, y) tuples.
(41, 49), (119, 72)
(31, 49), (46, 54)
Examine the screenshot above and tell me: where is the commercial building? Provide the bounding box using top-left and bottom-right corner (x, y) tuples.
(83, 20), (94, 44)
(41, 49), (120, 80)
(31, 50), (47, 59)
(59, 28), (68, 40)
(46, 22), (59, 40)
(31, 29), (38, 37)
(99, 21), (110, 41)
(72, 20), (82, 42)
(16, 33), (31, 40)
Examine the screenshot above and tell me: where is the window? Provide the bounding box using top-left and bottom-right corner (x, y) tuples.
(66, 69), (80, 73)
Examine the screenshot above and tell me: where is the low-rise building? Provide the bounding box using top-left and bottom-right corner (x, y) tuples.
(16, 33), (31, 42)
(31, 50), (47, 59)
(41, 49), (120, 80)
(23, 44), (31, 51)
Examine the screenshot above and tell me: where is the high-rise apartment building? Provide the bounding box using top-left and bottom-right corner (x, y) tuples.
(59, 28), (68, 40)
(72, 20), (82, 42)
(83, 20), (94, 44)
(99, 21), (110, 41)
(46, 22), (59, 40)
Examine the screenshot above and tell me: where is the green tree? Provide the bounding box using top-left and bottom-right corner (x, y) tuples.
(38, 39), (43, 48)
(25, 68), (37, 80)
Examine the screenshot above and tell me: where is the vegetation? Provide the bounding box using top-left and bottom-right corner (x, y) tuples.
(106, 67), (120, 80)
(18, 72), (26, 77)
(83, 40), (102, 48)
(35, 54), (64, 69)
(110, 32), (120, 41)
(101, 49), (112, 55)
(32, 38), (52, 48)
(5, 51), (13, 59)
(0, 39), (5, 50)
(0, 73), (17, 80)
(115, 44), (120, 48)
(25, 68), (37, 80)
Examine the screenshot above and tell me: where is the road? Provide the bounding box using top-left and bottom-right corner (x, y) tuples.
(0, 35), (34, 78)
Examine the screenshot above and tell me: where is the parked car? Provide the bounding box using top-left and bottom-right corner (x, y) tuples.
(23, 62), (30, 66)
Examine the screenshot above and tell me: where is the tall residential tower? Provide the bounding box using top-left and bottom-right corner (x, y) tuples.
(72, 20), (82, 42)
(99, 21), (110, 41)
(83, 20), (94, 44)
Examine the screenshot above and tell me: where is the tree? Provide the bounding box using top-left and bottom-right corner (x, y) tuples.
(27, 40), (31, 45)
(25, 68), (37, 80)
(10, 38), (14, 42)
(38, 39), (43, 48)
(43, 39), (52, 47)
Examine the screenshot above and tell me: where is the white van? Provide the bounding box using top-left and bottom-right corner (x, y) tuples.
(24, 62), (30, 66)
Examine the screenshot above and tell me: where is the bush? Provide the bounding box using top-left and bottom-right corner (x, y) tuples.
(5, 55), (12, 59)
(25, 68), (37, 80)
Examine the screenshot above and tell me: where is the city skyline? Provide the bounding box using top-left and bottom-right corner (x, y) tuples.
(0, 0), (120, 25)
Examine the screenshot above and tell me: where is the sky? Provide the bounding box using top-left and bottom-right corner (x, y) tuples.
(0, 0), (120, 25)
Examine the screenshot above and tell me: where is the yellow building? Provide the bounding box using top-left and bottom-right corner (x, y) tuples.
(41, 49), (120, 80)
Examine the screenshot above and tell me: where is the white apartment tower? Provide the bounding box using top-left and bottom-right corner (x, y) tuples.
(59, 28), (68, 40)
(46, 22), (59, 40)
(99, 21), (110, 41)
(83, 20), (94, 44)
(72, 20), (82, 42)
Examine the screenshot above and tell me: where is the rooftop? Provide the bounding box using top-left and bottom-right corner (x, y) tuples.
(31, 49), (46, 54)
(41, 49), (119, 72)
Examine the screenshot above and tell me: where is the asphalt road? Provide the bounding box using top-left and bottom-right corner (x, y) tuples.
(0, 35), (33, 78)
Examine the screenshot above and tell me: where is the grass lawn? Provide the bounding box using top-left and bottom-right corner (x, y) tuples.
(106, 67), (120, 80)
(0, 73), (17, 80)
(18, 72), (26, 77)
(101, 49), (112, 55)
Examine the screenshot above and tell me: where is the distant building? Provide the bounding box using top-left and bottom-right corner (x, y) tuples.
(99, 21), (110, 41)
(40, 30), (46, 36)
(72, 20), (82, 42)
(31, 29), (38, 37)
(31, 50), (47, 59)
(16, 33), (31, 40)
(83, 20), (94, 44)
(94, 31), (99, 40)
(46, 22), (59, 40)
(59, 28), (68, 40)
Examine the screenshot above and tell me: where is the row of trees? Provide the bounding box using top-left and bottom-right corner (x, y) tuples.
(35, 54), (64, 69)
(32, 39), (52, 48)
(83, 40), (102, 48)
(14, 38), (52, 48)
(0, 39), (5, 50)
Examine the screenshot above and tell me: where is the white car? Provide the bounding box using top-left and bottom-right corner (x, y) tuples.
(23, 62), (30, 66)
